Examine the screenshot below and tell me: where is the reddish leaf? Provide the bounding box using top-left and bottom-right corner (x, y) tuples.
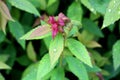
(0, 14), (7, 33)
(0, 1), (13, 20)
(30, 25), (51, 38)
(21, 25), (51, 40)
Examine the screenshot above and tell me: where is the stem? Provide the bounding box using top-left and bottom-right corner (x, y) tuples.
(96, 72), (104, 80)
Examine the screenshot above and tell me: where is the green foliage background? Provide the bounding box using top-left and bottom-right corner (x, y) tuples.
(0, 0), (120, 80)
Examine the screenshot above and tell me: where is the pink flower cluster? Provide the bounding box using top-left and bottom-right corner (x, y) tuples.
(48, 13), (70, 38)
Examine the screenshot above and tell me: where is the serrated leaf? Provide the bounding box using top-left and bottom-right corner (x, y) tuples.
(66, 56), (89, 80)
(22, 63), (38, 80)
(8, 21), (25, 49)
(89, 0), (110, 14)
(8, 0), (40, 16)
(113, 40), (120, 70)
(27, 42), (37, 62)
(82, 18), (104, 37)
(67, 38), (92, 67)
(80, 0), (96, 14)
(67, 2), (83, 22)
(0, 73), (5, 80)
(0, 0), (13, 20)
(37, 54), (53, 80)
(0, 61), (11, 70)
(102, 0), (120, 28)
(49, 34), (64, 67)
(20, 25), (51, 40)
(51, 67), (65, 80)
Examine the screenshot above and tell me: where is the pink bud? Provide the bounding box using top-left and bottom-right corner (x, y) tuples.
(48, 16), (56, 24)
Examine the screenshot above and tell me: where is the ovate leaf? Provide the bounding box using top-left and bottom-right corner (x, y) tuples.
(51, 67), (65, 80)
(82, 18), (104, 37)
(5, 45), (16, 68)
(67, 1), (83, 22)
(0, 73), (5, 80)
(8, 21), (25, 49)
(22, 63), (38, 80)
(0, 13), (7, 33)
(29, 0), (46, 10)
(0, 61), (11, 70)
(49, 34), (64, 67)
(37, 54), (53, 80)
(80, 0), (96, 14)
(8, 0), (40, 16)
(85, 65), (101, 72)
(89, 0), (110, 14)
(20, 25), (51, 40)
(0, 30), (5, 43)
(39, 0), (47, 10)
(102, 0), (120, 28)
(27, 42), (37, 62)
(0, 54), (9, 62)
(113, 40), (120, 70)
(86, 41), (102, 48)
(67, 38), (92, 67)
(46, 0), (59, 15)
(0, 0), (13, 20)
(17, 55), (32, 66)
(66, 56), (89, 80)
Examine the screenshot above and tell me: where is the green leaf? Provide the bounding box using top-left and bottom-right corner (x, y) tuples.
(17, 55), (32, 66)
(89, 0), (110, 14)
(20, 25), (51, 40)
(51, 67), (65, 80)
(49, 33), (64, 67)
(67, 38), (92, 67)
(0, 54), (9, 62)
(37, 54), (53, 80)
(22, 63), (38, 80)
(0, 30), (5, 43)
(66, 56), (89, 80)
(80, 0), (96, 14)
(5, 45), (16, 68)
(0, 0), (13, 20)
(85, 65), (101, 72)
(0, 61), (11, 70)
(82, 18), (104, 37)
(39, 0), (47, 10)
(27, 42), (37, 62)
(113, 40), (120, 70)
(0, 73), (5, 80)
(8, 0), (40, 16)
(8, 21), (25, 49)
(67, 1), (83, 22)
(102, 0), (120, 28)
(46, 0), (59, 15)
(29, 0), (47, 10)
(0, 13), (7, 33)
(43, 36), (52, 49)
